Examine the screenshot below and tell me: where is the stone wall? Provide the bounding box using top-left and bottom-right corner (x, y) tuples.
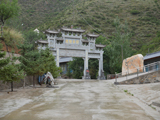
(0, 76), (39, 90)
(116, 71), (160, 85)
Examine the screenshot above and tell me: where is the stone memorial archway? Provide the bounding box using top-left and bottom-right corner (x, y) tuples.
(37, 27), (106, 80)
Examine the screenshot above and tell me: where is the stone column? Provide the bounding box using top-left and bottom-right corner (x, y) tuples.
(54, 38), (56, 48)
(83, 50), (88, 77)
(101, 51), (104, 70)
(56, 48), (59, 67)
(48, 38), (50, 47)
(98, 58), (101, 78)
(85, 54), (88, 70)
(83, 58), (86, 77)
(83, 50), (90, 79)
(98, 51), (104, 79)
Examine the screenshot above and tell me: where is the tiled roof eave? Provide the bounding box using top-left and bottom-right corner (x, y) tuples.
(95, 44), (106, 48)
(61, 28), (85, 33)
(37, 40), (48, 44)
(87, 34), (99, 38)
(45, 30), (59, 34)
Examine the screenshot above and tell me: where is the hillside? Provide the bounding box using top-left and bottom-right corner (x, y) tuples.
(6, 0), (79, 30)
(6, 0), (160, 55)
(37, 0), (160, 54)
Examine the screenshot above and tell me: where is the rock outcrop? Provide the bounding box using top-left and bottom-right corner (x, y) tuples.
(122, 54), (144, 76)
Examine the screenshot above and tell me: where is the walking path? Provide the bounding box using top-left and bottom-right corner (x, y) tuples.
(0, 79), (160, 120)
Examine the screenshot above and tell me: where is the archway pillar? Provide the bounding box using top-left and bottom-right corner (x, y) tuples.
(82, 50), (90, 79)
(98, 58), (101, 77)
(56, 48), (59, 67)
(97, 51), (106, 80)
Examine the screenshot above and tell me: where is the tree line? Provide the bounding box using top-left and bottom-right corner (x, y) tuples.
(0, 30), (61, 91)
(0, 0), (61, 91)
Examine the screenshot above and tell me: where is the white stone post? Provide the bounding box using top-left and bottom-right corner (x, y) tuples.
(86, 58), (88, 70)
(101, 51), (104, 70)
(83, 58), (86, 77)
(83, 50), (89, 78)
(48, 38), (50, 47)
(98, 58), (101, 77)
(98, 52), (103, 78)
(54, 37), (56, 48)
(56, 48), (59, 67)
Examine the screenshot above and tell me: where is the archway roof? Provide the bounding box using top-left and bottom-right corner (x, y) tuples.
(61, 27), (85, 33)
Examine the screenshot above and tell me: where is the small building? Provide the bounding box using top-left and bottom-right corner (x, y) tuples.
(59, 57), (73, 74)
(144, 51), (160, 71)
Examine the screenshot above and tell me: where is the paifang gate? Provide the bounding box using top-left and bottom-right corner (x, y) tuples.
(37, 27), (106, 80)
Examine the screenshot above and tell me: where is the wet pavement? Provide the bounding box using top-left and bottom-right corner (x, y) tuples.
(0, 79), (160, 120)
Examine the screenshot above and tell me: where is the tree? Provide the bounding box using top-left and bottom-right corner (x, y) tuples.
(18, 46), (62, 87)
(106, 17), (133, 73)
(18, 43), (43, 87)
(0, 0), (20, 25)
(17, 30), (43, 87)
(0, 43), (24, 91)
(89, 59), (98, 79)
(18, 31), (61, 87)
(1, 27), (24, 90)
(0, 43), (9, 71)
(66, 66), (72, 79)
(24, 29), (46, 45)
(40, 48), (62, 78)
(0, 0), (23, 90)
(0, 0), (24, 91)
(95, 35), (110, 75)
(68, 58), (84, 79)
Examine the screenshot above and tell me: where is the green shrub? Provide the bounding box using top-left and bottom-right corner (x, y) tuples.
(80, 11), (86, 14)
(145, 34), (151, 37)
(130, 10), (140, 15)
(124, 90), (128, 92)
(94, 24), (100, 28)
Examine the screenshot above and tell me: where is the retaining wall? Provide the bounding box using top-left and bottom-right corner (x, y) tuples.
(116, 71), (160, 84)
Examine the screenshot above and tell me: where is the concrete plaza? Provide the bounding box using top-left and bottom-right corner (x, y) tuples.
(0, 79), (160, 120)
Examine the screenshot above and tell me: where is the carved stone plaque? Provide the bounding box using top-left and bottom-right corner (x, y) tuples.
(59, 49), (85, 57)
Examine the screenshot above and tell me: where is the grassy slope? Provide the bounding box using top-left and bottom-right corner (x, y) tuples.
(37, 0), (160, 55)
(7, 0), (160, 56)
(7, 0), (79, 30)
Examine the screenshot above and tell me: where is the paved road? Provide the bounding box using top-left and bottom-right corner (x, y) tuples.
(1, 79), (160, 120)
